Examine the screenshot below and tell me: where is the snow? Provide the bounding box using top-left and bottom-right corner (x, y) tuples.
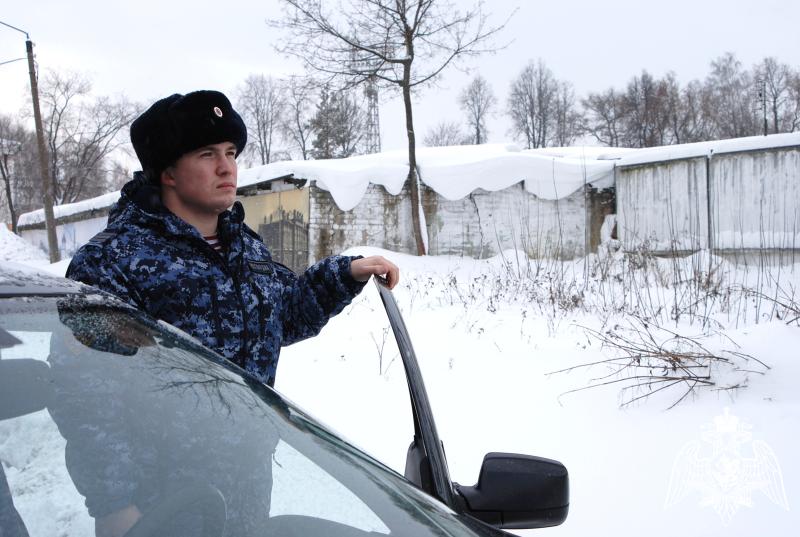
(526, 146), (637, 160)
(274, 247), (800, 537)
(239, 144), (618, 210)
(3, 242), (798, 536)
(16, 134), (800, 225)
(0, 226), (48, 263)
(19, 143), (621, 226)
(613, 132), (800, 167)
(16, 190), (120, 227)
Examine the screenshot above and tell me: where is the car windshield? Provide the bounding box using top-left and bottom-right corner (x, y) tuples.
(0, 293), (491, 537)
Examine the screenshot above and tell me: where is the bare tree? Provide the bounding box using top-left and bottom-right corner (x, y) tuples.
(237, 74), (286, 165)
(0, 116), (24, 231)
(619, 70), (671, 147)
(787, 71), (800, 133)
(507, 59), (558, 148)
(280, 76), (316, 160)
(578, 54), (799, 149)
(584, 74), (714, 148)
(460, 75), (496, 144)
(423, 120), (467, 147)
(0, 116), (40, 231)
(39, 71), (137, 205)
(754, 57), (795, 134)
(659, 74), (717, 145)
(553, 81), (581, 146)
(662, 73), (689, 145)
(273, 0), (508, 255)
(107, 160), (132, 192)
(582, 88), (625, 147)
(39, 71), (90, 204)
(679, 79), (715, 142)
(706, 52), (758, 139)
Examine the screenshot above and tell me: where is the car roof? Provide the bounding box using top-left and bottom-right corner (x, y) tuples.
(0, 263), (86, 297)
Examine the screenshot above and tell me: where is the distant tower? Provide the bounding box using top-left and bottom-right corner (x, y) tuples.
(364, 75), (381, 154)
(754, 77), (768, 136)
(350, 47), (382, 154)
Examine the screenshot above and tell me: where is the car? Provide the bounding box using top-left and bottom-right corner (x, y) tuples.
(0, 263), (568, 537)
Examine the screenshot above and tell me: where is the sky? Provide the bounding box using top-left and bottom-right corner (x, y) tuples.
(1, 0), (799, 156)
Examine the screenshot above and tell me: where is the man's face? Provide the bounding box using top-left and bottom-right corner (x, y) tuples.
(161, 142), (238, 218)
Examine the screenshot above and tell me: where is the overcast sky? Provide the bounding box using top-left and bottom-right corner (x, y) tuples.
(2, 0), (799, 157)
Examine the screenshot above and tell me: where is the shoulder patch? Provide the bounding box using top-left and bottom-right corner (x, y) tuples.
(87, 230), (119, 247)
(247, 260), (273, 274)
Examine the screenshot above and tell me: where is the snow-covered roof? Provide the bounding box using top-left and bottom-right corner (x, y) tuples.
(239, 143), (618, 211)
(17, 191), (121, 228)
(525, 146), (637, 160)
(17, 133), (800, 225)
(612, 132), (800, 168)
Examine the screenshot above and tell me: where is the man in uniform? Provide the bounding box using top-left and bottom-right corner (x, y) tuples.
(66, 90), (399, 536)
(68, 89), (399, 388)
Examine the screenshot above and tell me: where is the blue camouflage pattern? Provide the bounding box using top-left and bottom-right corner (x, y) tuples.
(67, 173), (366, 386)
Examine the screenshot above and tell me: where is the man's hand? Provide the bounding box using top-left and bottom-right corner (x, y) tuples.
(350, 256), (400, 289)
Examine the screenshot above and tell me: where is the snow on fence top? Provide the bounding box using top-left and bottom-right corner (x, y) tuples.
(612, 132), (800, 168)
(17, 134), (800, 225)
(17, 191), (121, 227)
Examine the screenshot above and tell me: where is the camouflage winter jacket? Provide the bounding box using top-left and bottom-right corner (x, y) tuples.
(67, 173), (366, 386)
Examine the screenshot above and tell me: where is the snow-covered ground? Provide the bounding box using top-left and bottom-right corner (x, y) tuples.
(276, 246), (799, 537)
(0, 226), (48, 263)
(2, 212), (798, 535)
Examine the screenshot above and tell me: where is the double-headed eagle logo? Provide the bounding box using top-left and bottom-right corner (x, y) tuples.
(665, 408), (789, 524)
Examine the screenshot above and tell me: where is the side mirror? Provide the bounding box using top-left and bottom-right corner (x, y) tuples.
(455, 452), (569, 529)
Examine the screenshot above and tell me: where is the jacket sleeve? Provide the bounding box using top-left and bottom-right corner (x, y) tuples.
(279, 255), (367, 345)
(67, 246), (145, 310)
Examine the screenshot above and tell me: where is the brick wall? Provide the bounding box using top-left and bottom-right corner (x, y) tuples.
(309, 180), (600, 263)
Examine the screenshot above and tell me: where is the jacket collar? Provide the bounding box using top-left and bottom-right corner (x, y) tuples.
(112, 172), (247, 248)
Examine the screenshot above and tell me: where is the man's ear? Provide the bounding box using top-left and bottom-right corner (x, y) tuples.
(160, 168), (176, 187)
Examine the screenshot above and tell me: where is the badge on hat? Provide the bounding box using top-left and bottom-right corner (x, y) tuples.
(213, 106), (223, 117)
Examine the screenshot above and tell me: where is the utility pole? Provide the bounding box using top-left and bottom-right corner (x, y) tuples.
(0, 20), (60, 261)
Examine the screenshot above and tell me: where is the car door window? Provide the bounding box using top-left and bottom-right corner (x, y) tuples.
(270, 439), (390, 534)
(1, 297), (484, 537)
(0, 330), (93, 536)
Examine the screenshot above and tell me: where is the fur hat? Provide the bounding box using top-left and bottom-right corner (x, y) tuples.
(130, 90), (247, 181)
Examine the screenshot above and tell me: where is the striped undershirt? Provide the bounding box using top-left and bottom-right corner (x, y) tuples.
(204, 234), (223, 252)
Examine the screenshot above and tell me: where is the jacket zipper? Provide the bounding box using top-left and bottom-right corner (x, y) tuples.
(258, 291), (266, 339)
(196, 223), (251, 371)
(207, 276), (225, 348)
(232, 271), (250, 368)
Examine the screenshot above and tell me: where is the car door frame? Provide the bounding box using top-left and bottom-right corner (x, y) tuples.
(373, 281), (457, 509)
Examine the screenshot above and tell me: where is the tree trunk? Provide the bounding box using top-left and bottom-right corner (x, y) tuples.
(0, 155), (17, 234)
(401, 64), (426, 256)
(773, 104), (780, 134)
